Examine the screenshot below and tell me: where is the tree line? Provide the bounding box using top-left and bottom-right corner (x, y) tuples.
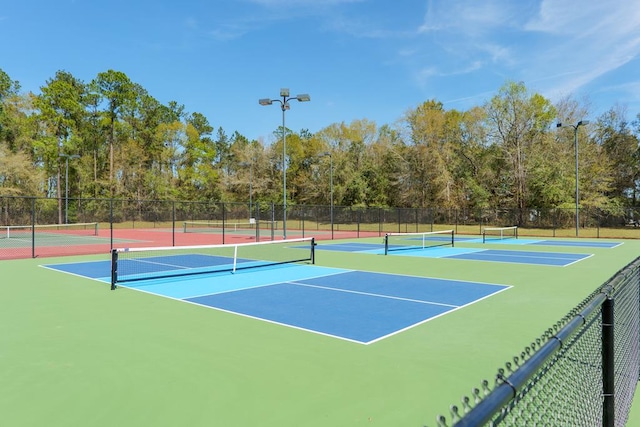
(1, 67), (640, 224)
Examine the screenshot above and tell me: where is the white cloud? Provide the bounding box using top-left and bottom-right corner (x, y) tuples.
(418, 0), (524, 34)
(408, 0), (640, 108)
(522, 0), (640, 99)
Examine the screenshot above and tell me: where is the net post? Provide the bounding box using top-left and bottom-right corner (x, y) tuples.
(450, 229), (455, 247)
(110, 248), (118, 290)
(384, 233), (389, 255)
(232, 244), (238, 273)
(311, 237), (316, 264)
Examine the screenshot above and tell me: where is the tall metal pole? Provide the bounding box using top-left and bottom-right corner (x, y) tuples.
(329, 154), (334, 239)
(59, 153), (79, 224)
(259, 89), (310, 240)
(64, 156), (69, 224)
(249, 162), (253, 218)
(574, 126), (579, 237)
(556, 120), (589, 237)
(282, 103), (287, 239)
(319, 152), (334, 239)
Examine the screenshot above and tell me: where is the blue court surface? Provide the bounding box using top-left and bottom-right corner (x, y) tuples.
(314, 243), (592, 266)
(42, 259), (510, 344)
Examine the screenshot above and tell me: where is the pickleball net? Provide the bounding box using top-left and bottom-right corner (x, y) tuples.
(383, 230), (454, 255)
(110, 237), (315, 289)
(482, 225), (518, 243)
(1, 222), (99, 239)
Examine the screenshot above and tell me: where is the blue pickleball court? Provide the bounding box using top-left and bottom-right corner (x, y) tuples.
(43, 258), (510, 345)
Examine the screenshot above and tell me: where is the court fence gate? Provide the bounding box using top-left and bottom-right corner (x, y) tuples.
(435, 256), (640, 427)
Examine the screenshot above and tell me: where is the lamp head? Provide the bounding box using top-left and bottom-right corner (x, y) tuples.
(280, 88), (290, 97)
(296, 94), (310, 102)
(259, 98), (273, 106)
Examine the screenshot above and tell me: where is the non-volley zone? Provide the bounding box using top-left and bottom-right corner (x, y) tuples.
(43, 244), (509, 344)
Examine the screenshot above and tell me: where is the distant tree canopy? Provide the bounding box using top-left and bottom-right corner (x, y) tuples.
(1, 68), (640, 220)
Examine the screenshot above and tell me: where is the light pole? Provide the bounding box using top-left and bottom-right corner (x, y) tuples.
(556, 120), (589, 237)
(59, 153), (80, 224)
(259, 88), (310, 239)
(319, 152), (334, 239)
(239, 161), (253, 218)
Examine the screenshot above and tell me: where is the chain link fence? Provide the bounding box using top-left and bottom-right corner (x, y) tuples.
(436, 257), (640, 427)
(2, 196), (640, 259)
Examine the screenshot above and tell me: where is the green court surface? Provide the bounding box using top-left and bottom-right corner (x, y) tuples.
(1, 236), (639, 426)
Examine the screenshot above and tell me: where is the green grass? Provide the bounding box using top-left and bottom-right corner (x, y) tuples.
(1, 236), (639, 426)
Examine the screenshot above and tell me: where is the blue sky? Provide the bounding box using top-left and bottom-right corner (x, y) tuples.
(2, 0), (640, 142)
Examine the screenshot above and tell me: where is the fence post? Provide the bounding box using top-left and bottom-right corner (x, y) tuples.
(602, 296), (615, 427)
(222, 202), (226, 244)
(31, 197), (35, 258)
(172, 201), (176, 247)
(109, 198), (113, 251)
(271, 203), (275, 241)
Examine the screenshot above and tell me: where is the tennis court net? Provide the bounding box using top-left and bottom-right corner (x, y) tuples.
(384, 230), (454, 255)
(110, 237), (315, 289)
(482, 226), (518, 243)
(1, 222), (99, 239)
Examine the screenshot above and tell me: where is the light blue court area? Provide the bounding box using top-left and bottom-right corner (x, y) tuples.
(42, 260), (509, 344)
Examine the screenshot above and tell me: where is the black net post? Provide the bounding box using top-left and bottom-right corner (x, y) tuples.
(110, 248), (118, 290)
